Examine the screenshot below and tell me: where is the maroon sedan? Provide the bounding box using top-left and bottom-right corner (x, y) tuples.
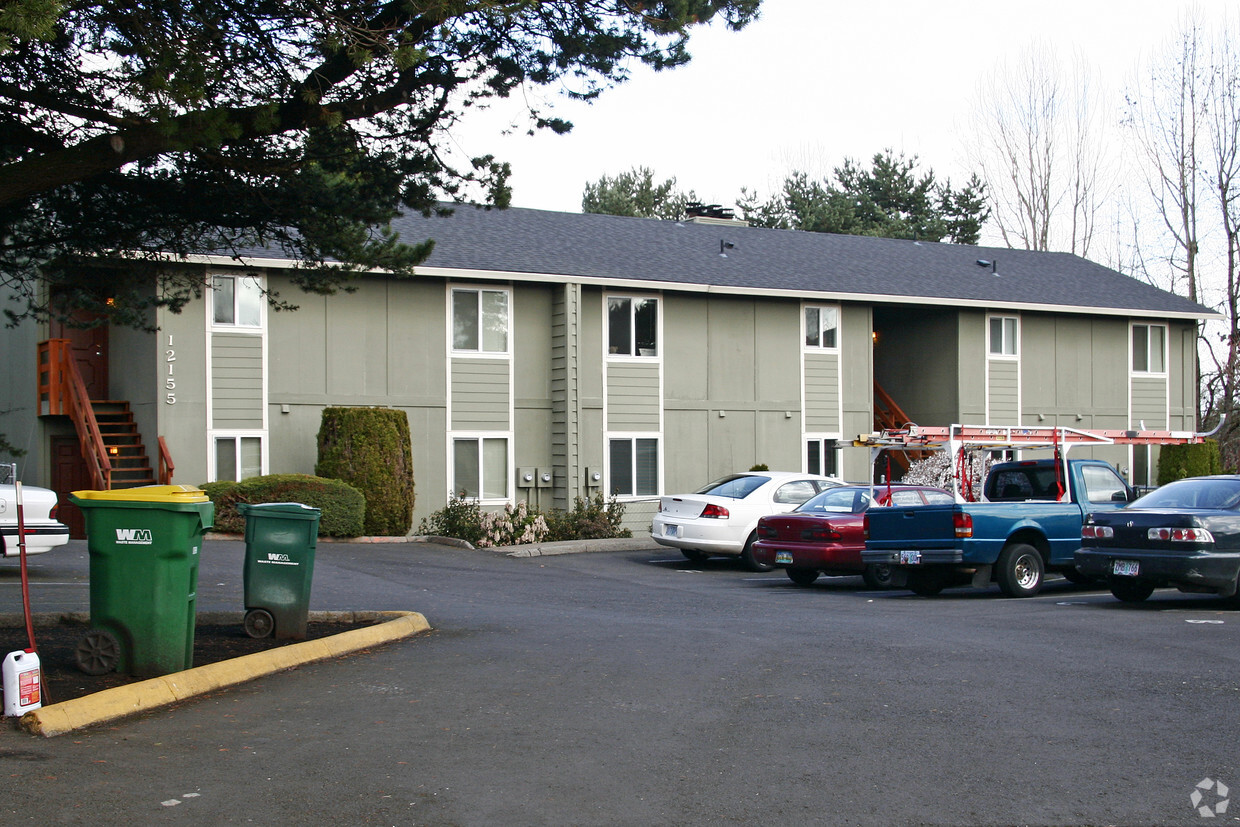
(752, 484), (954, 587)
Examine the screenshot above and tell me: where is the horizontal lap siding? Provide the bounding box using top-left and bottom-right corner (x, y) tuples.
(607, 363), (660, 431)
(804, 353), (839, 433)
(212, 333), (262, 428)
(452, 358), (510, 430)
(988, 360), (1018, 425)
(1131, 375), (1168, 429)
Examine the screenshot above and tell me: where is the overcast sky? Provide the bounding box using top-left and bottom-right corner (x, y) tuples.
(448, 0), (1226, 219)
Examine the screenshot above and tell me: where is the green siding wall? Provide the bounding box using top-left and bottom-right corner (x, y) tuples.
(1131, 375), (1168, 429)
(211, 332), (263, 428)
(987, 359), (1019, 425)
(804, 352), (840, 432)
(606, 363), (660, 430)
(451, 358), (510, 430)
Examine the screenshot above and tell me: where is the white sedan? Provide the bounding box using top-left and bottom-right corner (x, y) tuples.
(651, 471), (844, 570)
(1, 484), (70, 557)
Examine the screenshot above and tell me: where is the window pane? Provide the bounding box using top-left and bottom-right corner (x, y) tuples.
(237, 277), (263, 327)
(822, 307), (838, 349)
(453, 439), (479, 498)
(608, 298), (631, 355)
(482, 291), (508, 353)
(807, 440), (821, 475)
(634, 299), (657, 356)
(805, 307), (820, 347)
(213, 277), (235, 324)
(1150, 325), (1165, 372)
(1003, 318), (1017, 355)
(239, 437), (262, 480)
(453, 291), (479, 351)
(635, 438), (658, 495)
(609, 439), (633, 495)
(1133, 325), (1149, 372)
(823, 440), (838, 476)
(989, 317), (1002, 354)
(482, 438), (507, 499)
(215, 437), (237, 482)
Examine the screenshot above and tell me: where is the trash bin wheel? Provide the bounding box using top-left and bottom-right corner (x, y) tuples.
(244, 608), (275, 639)
(75, 629), (121, 675)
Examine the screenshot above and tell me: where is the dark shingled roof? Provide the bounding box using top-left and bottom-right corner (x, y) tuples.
(247, 204), (1215, 319)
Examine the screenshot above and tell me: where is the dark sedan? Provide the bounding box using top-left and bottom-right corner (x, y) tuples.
(1075, 475), (1240, 604)
(752, 484), (954, 587)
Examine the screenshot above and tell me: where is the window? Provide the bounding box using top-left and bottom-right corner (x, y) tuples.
(772, 480), (822, 505)
(988, 316), (1018, 356)
(890, 490), (928, 507)
(212, 275), (263, 327)
(806, 438), (840, 477)
(609, 437), (658, 495)
(453, 288), (509, 353)
(1080, 464), (1129, 504)
(1132, 323), (1166, 373)
(804, 306), (839, 349)
(215, 436), (262, 481)
(608, 296), (658, 357)
(453, 437), (508, 499)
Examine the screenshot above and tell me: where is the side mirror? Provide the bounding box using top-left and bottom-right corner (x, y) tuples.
(1114, 488), (1135, 503)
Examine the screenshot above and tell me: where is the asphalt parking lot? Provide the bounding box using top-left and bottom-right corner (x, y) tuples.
(1, 539), (1237, 825)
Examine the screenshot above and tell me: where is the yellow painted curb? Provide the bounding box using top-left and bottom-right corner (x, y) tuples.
(19, 610), (430, 738)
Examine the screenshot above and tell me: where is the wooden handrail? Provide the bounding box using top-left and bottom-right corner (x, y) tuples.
(157, 436), (175, 485)
(873, 380), (926, 475)
(37, 339), (70, 416)
(59, 348), (112, 490)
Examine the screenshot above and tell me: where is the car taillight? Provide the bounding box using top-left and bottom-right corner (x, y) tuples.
(1148, 527), (1214, 543)
(862, 513), (869, 540)
(803, 526), (842, 541)
(1081, 525), (1113, 540)
(757, 524), (777, 539)
(953, 512), (973, 538)
(700, 504), (730, 519)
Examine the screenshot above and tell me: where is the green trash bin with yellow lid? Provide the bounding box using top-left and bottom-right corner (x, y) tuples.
(69, 485), (214, 677)
(236, 502), (321, 640)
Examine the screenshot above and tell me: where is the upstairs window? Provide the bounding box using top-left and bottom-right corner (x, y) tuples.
(804, 306), (839, 349)
(212, 275), (263, 327)
(1132, 323), (1166, 374)
(988, 316), (1018, 357)
(608, 296), (658, 357)
(453, 288), (509, 353)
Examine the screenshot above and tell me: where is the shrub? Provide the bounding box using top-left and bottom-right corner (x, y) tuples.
(478, 501), (549, 548)
(203, 474), (366, 537)
(901, 450), (990, 496)
(545, 492), (631, 541)
(316, 406), (415, 536)
(418, 491), (631, 546)
(417, 494), (486, 545)
(1157, 440), (1222, 485)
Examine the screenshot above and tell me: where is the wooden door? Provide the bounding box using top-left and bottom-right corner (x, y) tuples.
(49, 309), (109, 399)
(50, 437), (90, 539)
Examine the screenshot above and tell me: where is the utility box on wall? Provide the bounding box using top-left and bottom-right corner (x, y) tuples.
(517, 467), (536, 488)
(535, 469), (553, 489)
(584, 467), (602, 489)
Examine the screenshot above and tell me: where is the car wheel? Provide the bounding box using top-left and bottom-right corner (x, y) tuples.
(907, 570), (945, 596)
(740, 532), (772, 572)
(1110, 578), (1156, 603)
(996, 543), (1045, 598)
(786, 568), (819, 586)
(862, 563), (895, 589)
(680, 549), (709, 563)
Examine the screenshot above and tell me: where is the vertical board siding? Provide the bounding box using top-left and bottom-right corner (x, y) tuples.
(987, 360), (1019, 425)
(1131, 375), (1168, 429)
(551, 285), (580, 508)
(606, 363), (660, 431)
(804, 353), (840, 432)
(451, 358), (511, 430)
(211, 332), (263, 428)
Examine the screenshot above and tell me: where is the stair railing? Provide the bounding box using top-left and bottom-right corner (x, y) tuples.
(157, 436), (175, 485)
(59, 347), (113, 490)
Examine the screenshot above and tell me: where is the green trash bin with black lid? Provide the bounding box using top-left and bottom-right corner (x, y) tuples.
(236, 502), (321, 640)
(69, 485), (214, 677)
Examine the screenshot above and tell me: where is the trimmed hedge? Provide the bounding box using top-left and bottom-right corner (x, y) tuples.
(201, 474), (366, 537)
(1157, 440), (1223, 485)
(316, 407), (415, 536)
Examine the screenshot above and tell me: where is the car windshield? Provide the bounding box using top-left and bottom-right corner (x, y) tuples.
(797, 487), (871, 515)
(1132, 478), (1240, 510)
(694, 474), (769, 499)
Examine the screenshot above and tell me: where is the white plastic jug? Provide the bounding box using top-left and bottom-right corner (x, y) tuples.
(3, 649), (42, 716)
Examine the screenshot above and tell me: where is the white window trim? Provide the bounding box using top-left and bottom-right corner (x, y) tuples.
(448, 284), (512, 357)
(208, 272), (267, 331)
(207, 430), (268, 482)
(803, 434), (843, 478)
(447, 431), (513, 504)
(987, 314), (1019, 360)
(604, 432), (662, 500)
(604, 293), (662, 360)
(802, 303), (842, 352)
(1130, 322), (1168, 376)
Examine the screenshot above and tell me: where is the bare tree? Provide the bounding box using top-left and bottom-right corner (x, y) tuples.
(968, 43), (1110, 255)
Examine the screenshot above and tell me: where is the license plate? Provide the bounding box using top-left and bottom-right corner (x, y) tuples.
(899, 550), (922, 565)
(1113, 559), (1139, 577)
(775, 551), (793, 565)
(665, 524), (678, 538)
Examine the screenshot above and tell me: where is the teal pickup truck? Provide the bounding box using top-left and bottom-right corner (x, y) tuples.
(861, 458), (1137, 597)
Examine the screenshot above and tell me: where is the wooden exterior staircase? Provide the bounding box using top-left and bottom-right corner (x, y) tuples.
(38, 339), (173, 490)
(873, 380), (930, 475)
